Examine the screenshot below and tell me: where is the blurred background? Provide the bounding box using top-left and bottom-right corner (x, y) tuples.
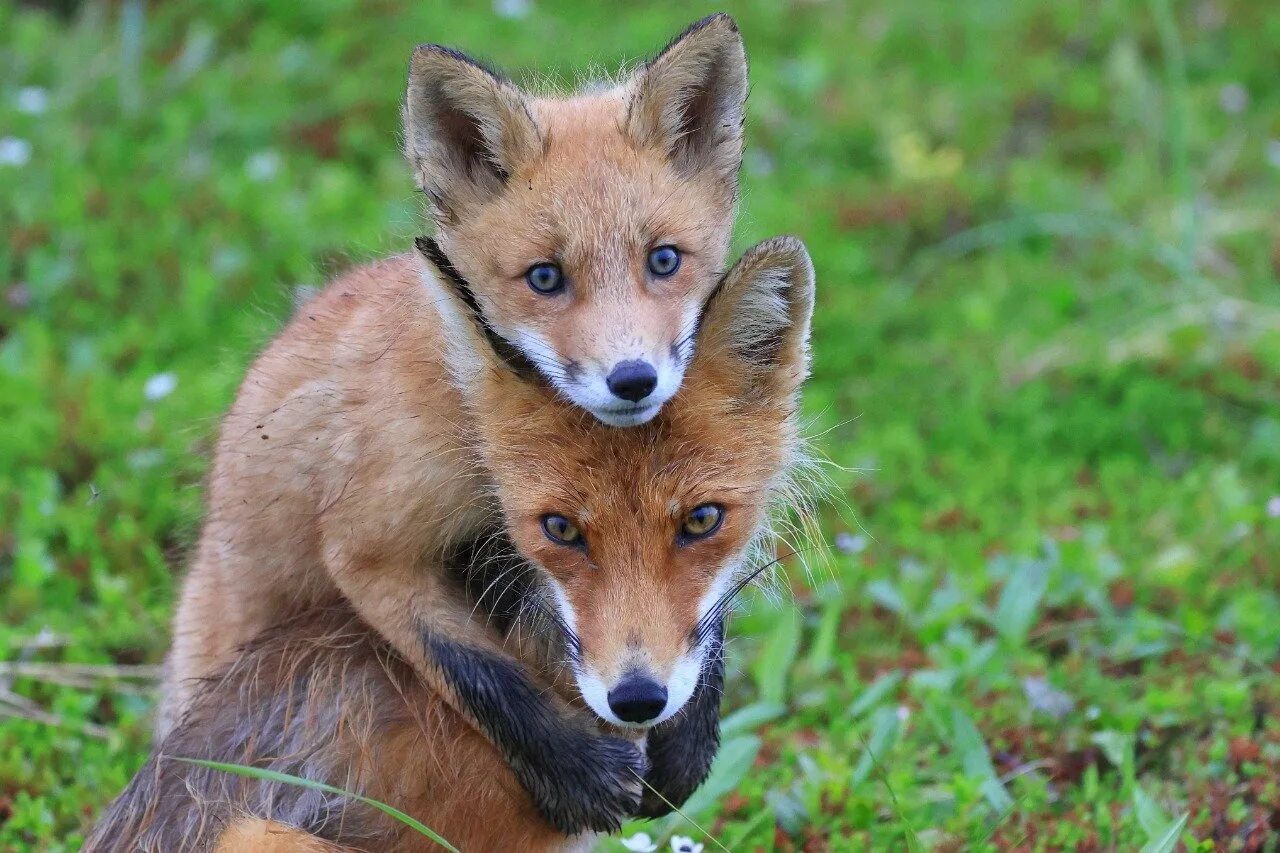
(2, 0), (1279, 849)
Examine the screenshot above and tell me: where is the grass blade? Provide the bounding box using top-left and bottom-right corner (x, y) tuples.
(633, 772), (730, 853)
(170, 757), (459, 852)
(1140, 812), (1189, 853)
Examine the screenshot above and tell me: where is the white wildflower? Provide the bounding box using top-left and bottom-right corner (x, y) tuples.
(0, 137), (32, 167)
(1218, 83), (1248, 114)
(670, 837), (704, 853)
(1267, 496), (1280, 519)
(1022, 677), (1075, 720)
(620, 832), (658, 853)
(1267, 140), (1280, 170)
(144, 372), (178, 401)
(17, 86), (49, 115)
(835, 531), (867, 554)
(245, 149), (281, 182)
(493, 0), (531, 19)
(7, 283), (32, 310)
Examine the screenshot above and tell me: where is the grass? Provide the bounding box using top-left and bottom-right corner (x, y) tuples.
(3, 0), (1280, 849)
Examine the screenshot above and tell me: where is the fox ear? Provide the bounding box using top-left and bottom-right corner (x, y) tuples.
(404, 46), (541, 221)
(626, 14), (747, 193)
(699, 236), (815, 402)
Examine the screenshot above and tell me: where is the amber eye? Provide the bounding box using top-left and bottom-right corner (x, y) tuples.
(680, 504), (724, 542)
(542, 514), (583, 546)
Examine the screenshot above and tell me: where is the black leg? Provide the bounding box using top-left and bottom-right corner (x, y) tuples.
(636, 623), (725, 817)
(423, 633), (648, 834)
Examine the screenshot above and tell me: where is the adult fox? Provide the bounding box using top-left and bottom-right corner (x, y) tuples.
(161, 14), (757, 833)
(94, 236), (817, 850)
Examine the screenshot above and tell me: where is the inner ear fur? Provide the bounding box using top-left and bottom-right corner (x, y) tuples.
(403, 45), (542, 220)
(698, 236), (815, 402)
(626, 14), (748, 191)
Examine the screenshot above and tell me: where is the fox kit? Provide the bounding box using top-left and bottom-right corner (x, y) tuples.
(406, 14), (748, 426)
(161, 14), (751, 833)
(92, 236), (815, 851)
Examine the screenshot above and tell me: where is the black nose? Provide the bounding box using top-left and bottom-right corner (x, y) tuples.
(607, 675), (668, 724)
(605, 360), (658, 403)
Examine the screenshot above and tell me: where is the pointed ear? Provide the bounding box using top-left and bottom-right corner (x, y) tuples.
(404, 45), (542, 221)
(414, 237), (539, 392)
(699, 236), (815, 402)
(626, 14), (747, 192)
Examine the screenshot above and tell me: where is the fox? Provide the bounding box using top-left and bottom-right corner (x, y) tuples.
(404, 13), (748, 427)
(161, 14), (753, 833)
(89, 235), (815, 851)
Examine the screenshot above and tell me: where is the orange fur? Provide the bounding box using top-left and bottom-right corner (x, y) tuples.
(144, 16), (831, 846)
(162, 15), (749, 741)
(214, 819), (344, 852)
(98, 234), (815, 849)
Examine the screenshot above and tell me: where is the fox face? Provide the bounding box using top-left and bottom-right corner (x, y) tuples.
(426, 236), (815, 728)
(404, 15), (748, 427)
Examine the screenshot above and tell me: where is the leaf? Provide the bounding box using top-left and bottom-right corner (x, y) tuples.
(679, 735), (761, 818)
(766, 788), (809, 834)
(720, 701), (786, 737)
(171, 757), (459, 852)
(992, 560), (1048, 645)
(851, 705), (901, 784)
(1091, 730), (1135, 787)
(951, 710), (1013, 814)
(752, 613), (800, 705)
(1139, 812), (1189, 853)
(866, 579), (909, 617)
(804, 597), (843, 673)
(1133, 787), (1170, 840)
(848, 671), (903, 719)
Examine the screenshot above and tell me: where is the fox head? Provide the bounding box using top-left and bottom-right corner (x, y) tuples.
(403, 15), (748, 427)
(422, 235), (814, 728)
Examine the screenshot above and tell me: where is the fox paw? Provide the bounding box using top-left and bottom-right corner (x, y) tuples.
(636, 630), (725, 818)
(636, 720), (717, 818)
(518, 732), (647, 835)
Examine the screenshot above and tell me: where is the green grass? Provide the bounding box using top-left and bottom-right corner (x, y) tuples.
(3, 0), (1280, 849)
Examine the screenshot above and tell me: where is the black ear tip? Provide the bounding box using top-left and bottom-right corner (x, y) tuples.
(690, 12), (739, 33)
(410, 43), (453, 67)
(712, 12), (740, 32)
(654, 13), (743, 63)
(408, 44), (506, 82)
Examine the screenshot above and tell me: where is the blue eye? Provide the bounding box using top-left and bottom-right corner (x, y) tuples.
(526, 263), (564, 294)
(647, 246), (680, 277)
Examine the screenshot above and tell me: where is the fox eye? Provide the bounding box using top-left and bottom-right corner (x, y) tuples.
(679, 504), (723, 542)
(542, 514), (583, 546)
(526, 263), (564, 294)
(647, 245), (681, 277)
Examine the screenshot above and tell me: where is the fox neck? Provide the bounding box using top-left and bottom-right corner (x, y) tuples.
(416, 236), (542, 383)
